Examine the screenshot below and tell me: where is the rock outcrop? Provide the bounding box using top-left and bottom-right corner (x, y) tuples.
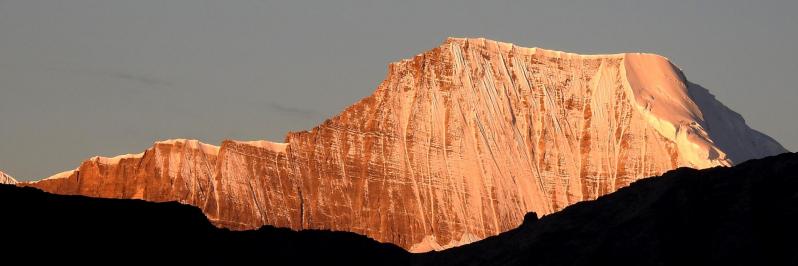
(25, 37), (787, 251)
(0, 171), (17, 185)
(1, 170), (17, 184)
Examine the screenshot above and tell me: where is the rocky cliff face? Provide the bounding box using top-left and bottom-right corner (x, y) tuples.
(1, 171), (16, 184)
(25, 37), (787, 251)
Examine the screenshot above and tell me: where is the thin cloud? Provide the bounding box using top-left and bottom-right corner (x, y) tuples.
(6, 64), (177, 89)
(105, 72), (174, 88)
(267, 102), (320, 119)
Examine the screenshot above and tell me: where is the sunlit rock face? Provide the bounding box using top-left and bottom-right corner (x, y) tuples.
(25, 38), (787, 252)
(1, 171), (16, 184)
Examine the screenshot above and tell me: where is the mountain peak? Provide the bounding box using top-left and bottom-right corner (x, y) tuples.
(441, 37), (655, 59)
(25, 38), (786, 251)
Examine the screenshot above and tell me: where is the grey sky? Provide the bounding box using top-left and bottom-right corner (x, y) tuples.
(1, 0), (795, 181)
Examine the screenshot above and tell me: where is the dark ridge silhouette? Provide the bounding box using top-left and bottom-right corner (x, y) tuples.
(0, 184), (410, 265)
(418, 152), (798, 266)
(2, 152), (797, 265)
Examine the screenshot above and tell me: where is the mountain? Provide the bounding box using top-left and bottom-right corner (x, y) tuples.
(0, 170), (17, 184)
(23, 37), (787, 251)
(0, 184), (409, 265)
(419, 152), (798, 266)
(4, 153), (797, 265)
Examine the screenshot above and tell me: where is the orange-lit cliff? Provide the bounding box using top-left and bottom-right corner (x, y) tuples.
(25, 38), (787, 251)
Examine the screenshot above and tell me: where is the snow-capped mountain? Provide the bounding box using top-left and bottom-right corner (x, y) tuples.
(24, 37), (787, 251)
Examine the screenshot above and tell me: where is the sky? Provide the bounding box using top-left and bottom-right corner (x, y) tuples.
(1, 0), (796, 181)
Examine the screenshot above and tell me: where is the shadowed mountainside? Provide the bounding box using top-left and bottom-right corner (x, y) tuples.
(3, 152), (797, 265)
(0, 184), (410, 265)
(419, 152), (798, 266)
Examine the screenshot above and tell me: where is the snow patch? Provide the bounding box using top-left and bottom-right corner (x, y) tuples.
(232, 140), (288, 153)
(620, 53), (731, 168)
(42, 169), (76, 181)
(93, 152), (145, 165)
(447, 37), (628, 59)
(156, 139), (220, 155)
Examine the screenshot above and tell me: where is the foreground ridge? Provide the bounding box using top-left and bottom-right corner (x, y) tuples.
(5, 153), (798, 265)
(24, 37), (787, 251)
(419, 152), (798, 266)
(0, 184), (409, 265)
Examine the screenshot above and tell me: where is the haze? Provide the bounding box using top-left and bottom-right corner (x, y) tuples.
(1, 0), (796, 181)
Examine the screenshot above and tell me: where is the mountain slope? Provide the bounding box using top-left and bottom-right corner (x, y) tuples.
(419, 152), (798, 266)
(24, 37), (787, 251)
(0, 170), (17, 184)
(4, 153), (797, 265)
